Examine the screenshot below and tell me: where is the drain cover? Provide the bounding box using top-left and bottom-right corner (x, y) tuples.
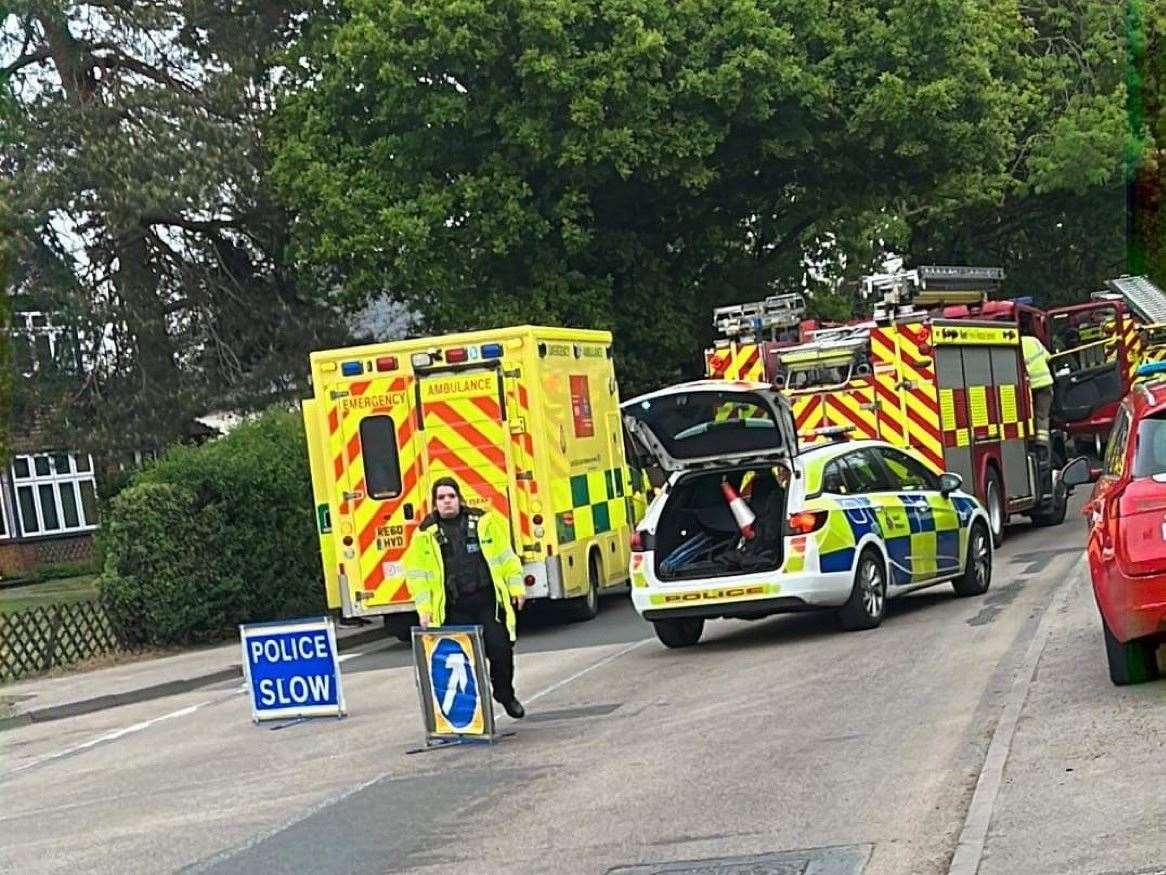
(607, 845), (871, 875)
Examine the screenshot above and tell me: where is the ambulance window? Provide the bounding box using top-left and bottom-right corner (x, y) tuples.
(360, 416), (403, 500)
(877, 449), (938, 492)
(841, 450), (895, 493)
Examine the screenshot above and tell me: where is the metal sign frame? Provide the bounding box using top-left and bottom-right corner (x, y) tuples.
(239, 617), (347, 723)
(411, 625), (498, 747)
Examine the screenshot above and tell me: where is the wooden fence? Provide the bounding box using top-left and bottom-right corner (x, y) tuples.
(0, 601), (131, 682)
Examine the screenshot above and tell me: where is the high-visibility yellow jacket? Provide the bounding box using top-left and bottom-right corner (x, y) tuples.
(403, 508), (525, 641)
(1021, 335), (1054, 390)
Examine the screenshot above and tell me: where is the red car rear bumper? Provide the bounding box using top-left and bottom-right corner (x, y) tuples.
(1095, 573), (1166, 642)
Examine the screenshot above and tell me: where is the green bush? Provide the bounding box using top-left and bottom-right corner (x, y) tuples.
(99, 409), (325, 646)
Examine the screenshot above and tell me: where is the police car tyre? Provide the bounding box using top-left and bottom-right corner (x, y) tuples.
(985, 469), (1004, 547)
(568, 553), (601, 622)
(837, 548), (886, 631)
(653, 617), (704, 648)
(952, 522), (992, 597)
(1102, 618), (1160, 686)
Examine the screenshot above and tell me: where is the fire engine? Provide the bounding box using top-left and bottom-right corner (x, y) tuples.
(773, 266), (1073, 544)
(703, 293), (809, 382)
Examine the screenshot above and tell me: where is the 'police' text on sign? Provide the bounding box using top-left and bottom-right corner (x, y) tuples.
(239, 618), (346, 722)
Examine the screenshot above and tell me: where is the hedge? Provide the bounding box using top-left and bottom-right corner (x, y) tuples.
(99, 408), (325, 646)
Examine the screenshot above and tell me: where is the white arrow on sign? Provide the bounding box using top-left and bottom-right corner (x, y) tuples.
(441, 652), (468, 715)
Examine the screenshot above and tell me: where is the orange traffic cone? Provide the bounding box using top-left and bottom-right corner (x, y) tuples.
(721, 479), (756, 540)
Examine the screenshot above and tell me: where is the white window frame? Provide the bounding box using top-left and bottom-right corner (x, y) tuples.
(12, 310), (77, 377)
(0, 481), (10, 541)
(11, 452), (100, 536)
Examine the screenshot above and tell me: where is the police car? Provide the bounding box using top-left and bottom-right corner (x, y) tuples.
(623, 381), (994, 648)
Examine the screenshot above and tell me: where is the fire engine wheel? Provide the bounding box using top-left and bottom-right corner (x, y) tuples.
(837, 548), (886, 632)
(984, 470), (1005, 548)
(567, 553), (602, 622)
(1030, 479), (1068, 528)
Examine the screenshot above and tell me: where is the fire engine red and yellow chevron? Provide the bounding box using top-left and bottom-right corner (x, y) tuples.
(1126, 320), (1146, 382)
(329, 377), (420, 607)
(705, 341), (764, 382)
(881, 323), (945, 473)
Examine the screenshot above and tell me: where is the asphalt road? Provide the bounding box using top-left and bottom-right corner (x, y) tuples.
(0, 502), (1140, 875)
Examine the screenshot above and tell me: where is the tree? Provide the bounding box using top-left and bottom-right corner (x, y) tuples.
(0, 1), (347, 458)
(273, 0), (1036, 391)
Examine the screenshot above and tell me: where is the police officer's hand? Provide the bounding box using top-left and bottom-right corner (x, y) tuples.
(418, 614), (430, 629)
(512, 596), (525, 611)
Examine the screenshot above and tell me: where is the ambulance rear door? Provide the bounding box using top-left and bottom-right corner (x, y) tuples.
(414, 364), (519, 546)
(332, 374), (419, 615)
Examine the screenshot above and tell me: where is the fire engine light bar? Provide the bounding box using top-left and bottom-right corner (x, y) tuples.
(446, 347), (469, 363)
(481, 343), (504, 359)
(341, 361), (363, 376)
(375, 356), (398, 372)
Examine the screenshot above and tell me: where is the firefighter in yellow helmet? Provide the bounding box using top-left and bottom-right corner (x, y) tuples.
(403, 477), (527, 719)
(1022, 335), (1055, 447)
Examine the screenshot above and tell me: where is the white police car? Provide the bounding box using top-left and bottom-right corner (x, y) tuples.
(623, 381), (993, 648)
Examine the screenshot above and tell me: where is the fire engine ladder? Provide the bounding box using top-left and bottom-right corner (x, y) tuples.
(862, 265), (1005, 321)
(712, 293), (807, 342)
(1102, 275), (1166, 324)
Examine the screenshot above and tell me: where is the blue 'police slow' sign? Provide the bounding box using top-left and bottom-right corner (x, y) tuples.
(239, 618), (346, 722)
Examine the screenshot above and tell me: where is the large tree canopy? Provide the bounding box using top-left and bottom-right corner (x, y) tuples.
(273, 0), (1129, 392)
(1, 1), (347, 457)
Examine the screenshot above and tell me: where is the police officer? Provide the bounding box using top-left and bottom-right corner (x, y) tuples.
(1021, 334), (1055, 447)
(403, 477), (527, 719)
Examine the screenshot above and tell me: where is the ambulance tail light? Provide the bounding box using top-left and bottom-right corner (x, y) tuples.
(375, 356), (398, 372)
(786, 511), (828, 535)
(481, 343), (504, 359)
(341, 361), (363, 377)
(631, 530), (654, 552)
(446, 347), (468, 363)
(524, 575), (536, 587)
(411, 352), (432, 368)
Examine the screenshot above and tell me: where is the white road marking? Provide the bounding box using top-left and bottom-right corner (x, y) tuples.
(6, 702), (208, 778)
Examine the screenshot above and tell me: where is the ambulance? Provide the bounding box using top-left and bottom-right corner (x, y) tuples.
(301, 326), (649, 639)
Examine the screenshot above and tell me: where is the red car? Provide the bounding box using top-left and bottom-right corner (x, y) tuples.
(1070, 384), (1166, 684)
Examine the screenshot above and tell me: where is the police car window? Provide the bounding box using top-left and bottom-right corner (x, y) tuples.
(877, 449), (938, 491)
(360, 416), (403, 500)
(1104, 409), (1131, 477)
(822, 459), (858, 495)
(841, 450), (895, 493)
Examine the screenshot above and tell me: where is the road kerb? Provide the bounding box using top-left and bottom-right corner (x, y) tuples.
(947, 552), (1084, 875)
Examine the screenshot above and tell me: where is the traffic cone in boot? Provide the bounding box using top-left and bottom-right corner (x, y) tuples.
(721, 478), (756, 540)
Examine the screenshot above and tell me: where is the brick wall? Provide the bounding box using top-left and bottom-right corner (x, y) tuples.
(0, 533), (96, 578)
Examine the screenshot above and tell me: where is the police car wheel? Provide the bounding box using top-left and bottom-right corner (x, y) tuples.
(653, 617), (704, 648)
(837, 549), (886, 631)
(952, 522), (992, 597)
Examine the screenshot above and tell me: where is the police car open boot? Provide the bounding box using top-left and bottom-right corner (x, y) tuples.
(654, 466), (786, 580)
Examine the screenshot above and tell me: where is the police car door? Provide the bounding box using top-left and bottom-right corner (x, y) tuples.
(875, 447), (961, 581)
(838, 448), (913, 587)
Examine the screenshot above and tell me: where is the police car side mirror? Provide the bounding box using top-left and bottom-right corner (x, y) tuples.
(938, 472), (963, 497)
(1061, 456), (1096, 489)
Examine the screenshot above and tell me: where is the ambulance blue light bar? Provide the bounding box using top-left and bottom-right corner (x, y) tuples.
(341, 361), (363, 376)
(481, 343), (504, 359)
